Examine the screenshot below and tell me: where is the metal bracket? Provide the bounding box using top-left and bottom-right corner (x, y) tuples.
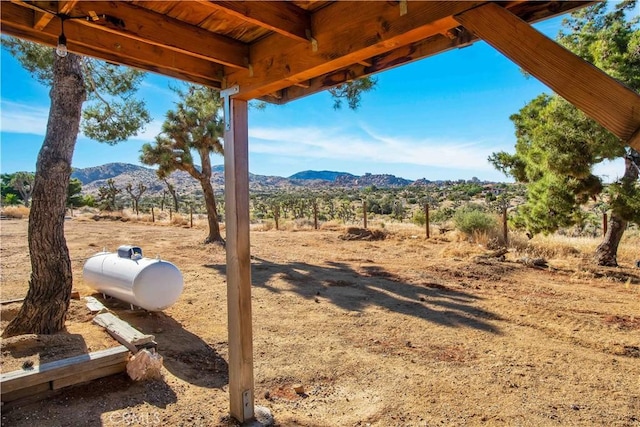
(221, 85), (240, 131)
(306, 29), (318, 52)
(242, 389), (253, 421)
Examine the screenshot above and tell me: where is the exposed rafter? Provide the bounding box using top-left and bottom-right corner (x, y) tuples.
(1, 2), (224, 88)
(226, 1), (482, 100)
(33, 0), (77, 31)
(69, 1), (249, 69)
(198, 0), (311, 42)
(264, 30), (475, 104)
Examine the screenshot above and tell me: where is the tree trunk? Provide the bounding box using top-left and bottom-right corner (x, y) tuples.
(3, 53), (86, 337)
(594, 213), (627, 267)
(594, 152), (638, 267)
(198, 150), (223, 244)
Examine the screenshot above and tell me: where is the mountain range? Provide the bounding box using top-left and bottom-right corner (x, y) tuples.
(71, 163), (433, 196)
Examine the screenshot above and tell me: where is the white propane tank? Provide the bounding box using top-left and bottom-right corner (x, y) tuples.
(83, 245), (183, 311)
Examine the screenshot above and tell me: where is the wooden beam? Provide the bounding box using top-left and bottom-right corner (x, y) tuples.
(226, 1), (483, 100)
(1, 2), (223, 88)
(32, 0), (77, 31)
(94, 312), (155, 353)
(1, 346), (129, 396)
(201, 1), (311, 42)
(223, 97), (254, 423)
(70, 1), (249, 69)
(270, 31), (475, 104)
(454, 3), (640, 147)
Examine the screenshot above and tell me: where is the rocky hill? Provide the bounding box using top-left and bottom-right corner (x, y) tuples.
(334, 173), (413, 188)
(71, 163), (427, 196)
(288, 170), (356, 181)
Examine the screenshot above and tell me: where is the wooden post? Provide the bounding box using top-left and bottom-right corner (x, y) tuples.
(313, 202), (318, 230)
(223, 97), (254, 423)
(363, 200), (367, 229)
(502, 207), (508, 245)
(190, 205), (193, 228)
(603, 212), (608, 236)
(425, 203), (430, 239)
(151, 207), (155, 223)
(169, 208), (172, 221)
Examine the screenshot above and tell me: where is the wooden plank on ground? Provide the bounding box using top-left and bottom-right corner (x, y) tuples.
(85, 296), (107, 313)
(0, 381), (51, 403)
(52, 361), (128, 390)
(0, 345), (129, 396)
(93, 312), (155, 353)
(0, 297), (25, 305)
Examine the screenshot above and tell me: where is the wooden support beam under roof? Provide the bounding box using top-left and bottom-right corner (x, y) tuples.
(1, 2), (224, 88)
(264, 30), (475, 104)
(199, 1), (311, 42)
(225, 1), (483, 100)
(454, 2), (640, 150)
(68, 1), (250, 69)
(33, 0), (76, 30)
(223, 97), (254, 423)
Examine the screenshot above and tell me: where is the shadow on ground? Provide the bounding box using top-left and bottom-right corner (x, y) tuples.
(1, 372), (177, 427)
(207, 256), (502, 334)
(96, 297), (228, 389)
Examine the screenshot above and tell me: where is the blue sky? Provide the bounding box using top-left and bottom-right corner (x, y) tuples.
(0, 15), (625, 182)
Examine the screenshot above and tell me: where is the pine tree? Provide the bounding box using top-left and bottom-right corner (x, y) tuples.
(489, 1), (640, 266)
(2, 39), (150, 337)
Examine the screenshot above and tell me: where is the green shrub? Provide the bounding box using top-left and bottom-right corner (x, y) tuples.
(412, 209), (426, 226)
(454, 207), (496, 235)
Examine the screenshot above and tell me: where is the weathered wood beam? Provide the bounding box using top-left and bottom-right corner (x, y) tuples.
(223, 97), (254, 423)
(200, 1), (311, 42)
(32, 0), (77, 30)
(69, 1), (249, 69)
(1, 2), (223, 88)
(1, 346), (129, 396)
(455, 3), (640, 149)
(266, 30), (475, 104)
(226, 1), (483, 99)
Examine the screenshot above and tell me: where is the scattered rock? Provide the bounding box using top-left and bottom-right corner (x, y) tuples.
(126, 348), (163, 381)
(293, 384), (305, 394)
(254, 406), (274, 426)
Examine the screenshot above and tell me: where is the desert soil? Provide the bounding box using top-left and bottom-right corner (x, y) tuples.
(1, 218), (639, 427)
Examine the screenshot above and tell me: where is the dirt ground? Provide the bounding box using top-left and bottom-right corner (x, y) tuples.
(1, 218), (639, 426)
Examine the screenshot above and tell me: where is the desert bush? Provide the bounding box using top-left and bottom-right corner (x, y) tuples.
(412, 209), (426, 226)
(453, 206), (496, 236)
(171, 213), (189, 226)
(2, 206), (30, 219)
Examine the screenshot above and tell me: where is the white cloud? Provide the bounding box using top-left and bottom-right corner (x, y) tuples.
(0, 100), (164, 143)
(248, 124), (507, 172)
(129, 119), (164, 142)
(0, 101), (49, 135)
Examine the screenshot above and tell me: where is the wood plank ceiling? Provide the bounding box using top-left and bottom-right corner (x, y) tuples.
(2, 1), (591, 101)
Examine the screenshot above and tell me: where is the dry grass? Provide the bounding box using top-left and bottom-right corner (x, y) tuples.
(1, 206), (30, 219)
